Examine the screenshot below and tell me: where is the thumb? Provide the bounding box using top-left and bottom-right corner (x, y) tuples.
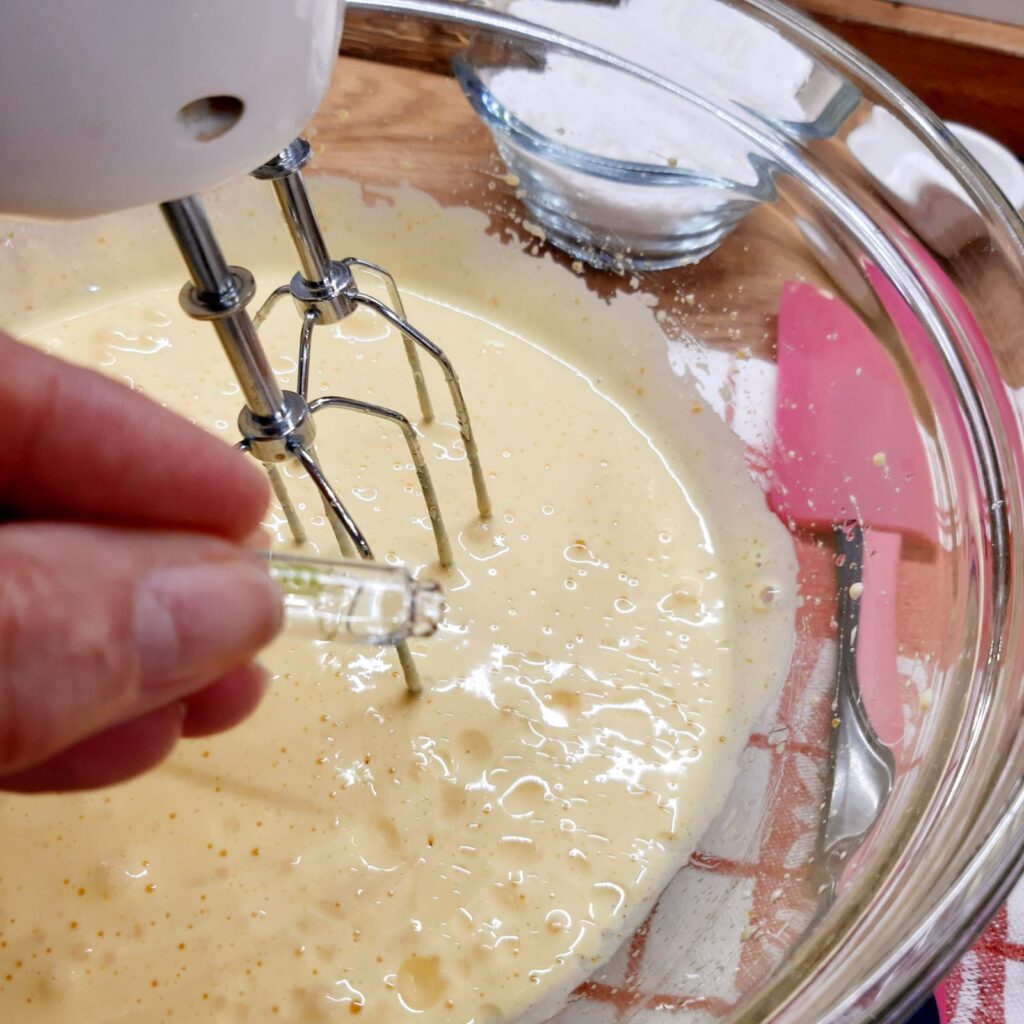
(0, 523), (282, 776)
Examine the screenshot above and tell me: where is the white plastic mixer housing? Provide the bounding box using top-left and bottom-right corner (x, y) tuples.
(0, 0), (345, 220)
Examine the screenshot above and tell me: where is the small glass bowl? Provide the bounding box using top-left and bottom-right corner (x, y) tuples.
(455, 52), (777, 270)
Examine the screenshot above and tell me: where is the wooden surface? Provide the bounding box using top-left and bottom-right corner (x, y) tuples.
(792, 0), (1024, 56)
(341, 7), (474, 74)
(788, 0), (1024, 155)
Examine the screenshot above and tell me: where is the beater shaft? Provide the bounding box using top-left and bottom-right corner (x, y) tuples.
(268, 165), (334, 285)
(161, 197), (285, 422)
(252, 139), (357, 327)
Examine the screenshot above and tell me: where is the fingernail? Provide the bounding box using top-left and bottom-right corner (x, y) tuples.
(135, 561), (283, 688)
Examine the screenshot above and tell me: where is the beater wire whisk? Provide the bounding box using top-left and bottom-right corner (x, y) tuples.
(159, 137), (491, 694)
(249, 138), (491, 525)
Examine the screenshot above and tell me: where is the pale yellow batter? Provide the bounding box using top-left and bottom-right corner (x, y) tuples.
(0, 179), (795, 1023)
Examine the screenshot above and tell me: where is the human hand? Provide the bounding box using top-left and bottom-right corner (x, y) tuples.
(0, 332), (282, 792)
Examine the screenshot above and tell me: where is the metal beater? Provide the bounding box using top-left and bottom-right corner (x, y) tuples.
(160, 137), (491, 693)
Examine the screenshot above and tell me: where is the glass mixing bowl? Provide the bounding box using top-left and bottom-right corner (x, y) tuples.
(2, 0), (1023, 1021)
(330, 2), (1024, 1020)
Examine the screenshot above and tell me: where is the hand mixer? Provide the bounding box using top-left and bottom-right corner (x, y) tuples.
(0, 0), (489, 692)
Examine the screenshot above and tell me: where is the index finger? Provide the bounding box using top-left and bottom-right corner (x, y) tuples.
(0, 332), (269, 539)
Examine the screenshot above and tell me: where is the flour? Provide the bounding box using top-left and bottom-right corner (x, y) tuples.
(501, 0), (842, 125)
